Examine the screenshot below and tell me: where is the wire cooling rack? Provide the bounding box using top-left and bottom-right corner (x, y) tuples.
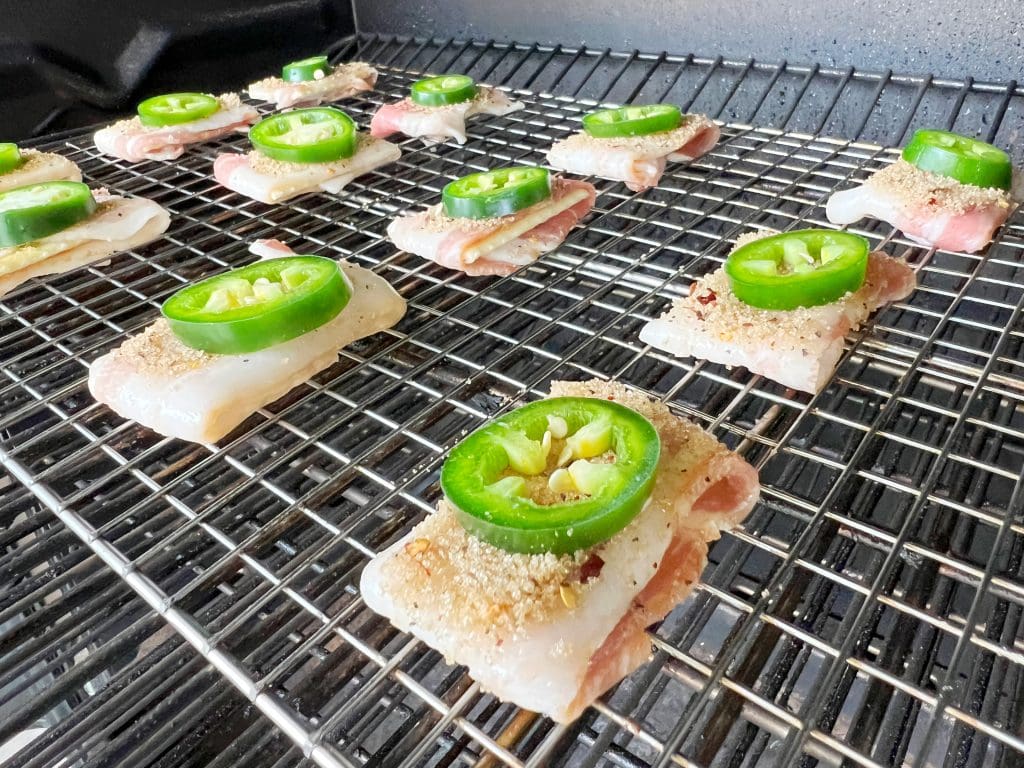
(2, 34), (1024, 768)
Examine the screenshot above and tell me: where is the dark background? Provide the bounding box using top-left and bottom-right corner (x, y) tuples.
(0, 1), (356, 141)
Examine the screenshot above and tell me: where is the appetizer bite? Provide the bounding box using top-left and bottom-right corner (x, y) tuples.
(94, 92), (259, 163)
(89, 240), (406, 443)
(0, 142), (81, 192)
(387, 166), (596, 276)
(826, 130), (1016, 253)
(247, 56), (378, 110)
(547, 105), (719, 192)
(214, 107), (400, 204)
(0, 181), (170, 297)
(361, 378), (759, 723)
(370, 74), (523, 145)
(640, 229), (916, 393)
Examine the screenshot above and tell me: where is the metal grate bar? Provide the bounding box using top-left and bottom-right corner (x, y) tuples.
(2, 32), (1024, 768)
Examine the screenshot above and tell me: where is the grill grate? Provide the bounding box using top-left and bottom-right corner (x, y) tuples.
(2, 33), (1024, 768)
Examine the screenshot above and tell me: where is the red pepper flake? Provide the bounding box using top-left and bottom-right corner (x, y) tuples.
(696, 289), (717, 306)
(579, 554), (605, 583)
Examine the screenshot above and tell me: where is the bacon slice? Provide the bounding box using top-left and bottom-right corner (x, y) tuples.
(88, 240), (406, 443)
(639, 233), (917, 393)
(214, 135), (400, 204)
(0, 150), (81, 193)
(0, 190), (170, 297)
(370, 86), (524, 144)
(247, 61), (378, 110)
(546, 113), (719, 192)
(826, 160), (1014, 253)
(359, 378), (759, 723)
(93, 94), (259, 163)
(386, 178), (596, 276)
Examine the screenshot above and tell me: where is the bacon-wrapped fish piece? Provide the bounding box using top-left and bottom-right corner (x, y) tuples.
(388, 167), (596, 276)
(94, 92), (259, 163)
(88, 240), (406, 443)
(214, 106), (400, 204)
(547, 105), (719, 192)
(0, 146), (81, 193)
(826, 130), (1016, 253)
(640, 230), (916, 393)
(370, 76), (523, 144)
(247, 59), (378, 110)
(360, 378), (759, 723)
(0, 183), (169, 298)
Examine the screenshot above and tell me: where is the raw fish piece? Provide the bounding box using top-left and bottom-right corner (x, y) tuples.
(88, 240), (406, 443)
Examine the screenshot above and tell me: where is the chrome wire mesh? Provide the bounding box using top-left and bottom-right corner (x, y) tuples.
(2, 34), (1024, 768)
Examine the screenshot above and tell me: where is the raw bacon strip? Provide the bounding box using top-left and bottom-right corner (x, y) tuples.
(826, 160), (1014, 253)
(639, 232), (917, 394)
(247, 62), (378, 110)
(214, 135), (401, 204)
(386, 177), (596, 276)
(370, 86), (524, 145)
(360, 378), (759, 723)
(93, 94), (259, 163)
(546, 113), (719, 192)
(0, 150), (81, 193)
(0, 190), (170, 297)
(88, 240), (406, 443)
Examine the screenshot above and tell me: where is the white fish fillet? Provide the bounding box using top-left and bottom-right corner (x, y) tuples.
(93, 94), (259, 162)
(88, 240), (406, 443)
(370, 86), (524, 144)
(360, 378), (759, 723)
(0, 190), (170, 298)
(247, 61), (378, 109)
(639, 235), (917, 393)
(546, 113), (720, 191)
(213, 136), (401, 204)
(0, 150), (81, 192)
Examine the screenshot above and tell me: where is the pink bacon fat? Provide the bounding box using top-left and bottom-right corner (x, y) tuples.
(359, 378), (759, 723)
(826, 159), (1014, 253)
(370, 86), (524, 145)
(246, 62), (378, 110)
(386, 177), (596, 276)
(546, 113), (719, 192)
(639, 232), (917, 394)
(93, 94), (258, 163)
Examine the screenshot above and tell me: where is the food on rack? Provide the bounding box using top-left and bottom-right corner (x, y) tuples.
(639, 229), (916, 393)
(0, 143), (82, 192)
(0, 181), (170, 297)
(247, 57), (378, 110)
(88, 239), (406, 443)
(387, 166), (596, 276)
(826, 130), (1016, 253)
(360, 378), (759, 723)
(214, 107), (401, 204)
(370, 74), (524, 144)
(546, 105), (719, 192)
(94, 92), (259, 163)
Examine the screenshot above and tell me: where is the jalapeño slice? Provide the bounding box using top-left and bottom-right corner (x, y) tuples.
(138, 93), (221, 128)
(410, 75), (478, 107)
(282, 55), (333, 83)
(583, 104), (682, 139)
(0, 181), (97, 247)
(441, 397), (661, 555)
(0, 143), (23, 175)
(249, 107), (357, 164)
(724, 229), (869, 311)
(902, 129), (1012, 190)
(162, 256), (351, 355)
(442, 166), (551, 219)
